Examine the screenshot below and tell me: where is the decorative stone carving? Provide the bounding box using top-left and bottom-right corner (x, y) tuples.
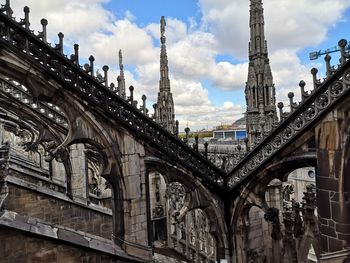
(0, 141), (10, 210)
(264, 207), (282, 240)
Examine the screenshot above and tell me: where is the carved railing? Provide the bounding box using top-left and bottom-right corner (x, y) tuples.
(0, 3), (226, 190)
(0, 78), (67, 129)
(228, 44), (350, 188)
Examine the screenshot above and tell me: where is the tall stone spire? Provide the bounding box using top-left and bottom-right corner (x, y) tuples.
(117, 49), (126, 99)
(245, 0), (277, 145)
(155, 16), (176, 134)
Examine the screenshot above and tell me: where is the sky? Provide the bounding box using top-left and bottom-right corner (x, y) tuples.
(9, 0), (350, 131)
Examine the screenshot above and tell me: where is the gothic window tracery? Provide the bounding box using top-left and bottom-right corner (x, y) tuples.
(164, 182), (216, 262)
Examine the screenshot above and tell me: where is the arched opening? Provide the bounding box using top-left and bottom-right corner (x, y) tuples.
(147, 173), (219, 263)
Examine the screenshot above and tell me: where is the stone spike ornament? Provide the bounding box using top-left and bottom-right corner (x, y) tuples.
(338, 39), (348, 65)
(89, 55), (95, 76)
(245, 0), (277, 146)
(141, 95), (147, 114)
(20, 6), (30, 30)
(324, 54), (334, 78)
(102, 65), (109, 88)
(299, 80), (309, 101)
(154, 16), (176, 134)
(54, 32), (64, 54)
(311, 68), (320, 90)
(38, 18), (48, 43)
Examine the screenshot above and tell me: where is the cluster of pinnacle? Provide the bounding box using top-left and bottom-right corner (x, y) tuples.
(0, 0), (349, 163)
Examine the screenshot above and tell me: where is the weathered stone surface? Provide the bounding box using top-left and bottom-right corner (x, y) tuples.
(5, 183), (112, 239)
(0, 227), (144, 262)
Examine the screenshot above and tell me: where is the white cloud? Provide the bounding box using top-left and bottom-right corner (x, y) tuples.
(82, 19), (158, 65)
(270, 49), (314, 107)
(11, 0), (113, 41)
(199, 0), (350, 57)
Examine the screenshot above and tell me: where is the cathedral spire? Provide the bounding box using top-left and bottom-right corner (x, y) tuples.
(249, 0), (268, 59)
(159, 16), (171, 92)
(117, 49), (126, 99)
(155, 16), (176, 134)
(245, 0), (277, 145)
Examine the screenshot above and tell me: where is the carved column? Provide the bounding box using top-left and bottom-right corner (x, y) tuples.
(315, 107), (350, 261)
(70, 143), (87, 202)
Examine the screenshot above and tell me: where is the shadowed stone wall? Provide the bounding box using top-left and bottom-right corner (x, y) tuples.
(315, 108), (350, 262)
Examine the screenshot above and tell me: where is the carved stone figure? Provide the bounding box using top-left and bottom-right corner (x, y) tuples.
(264, 207), (282, 240)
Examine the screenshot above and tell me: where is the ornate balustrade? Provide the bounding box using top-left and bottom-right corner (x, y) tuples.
(0, 78), (67, 129)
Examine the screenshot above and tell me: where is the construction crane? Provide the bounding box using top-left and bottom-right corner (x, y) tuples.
(309, 41), (350, 60)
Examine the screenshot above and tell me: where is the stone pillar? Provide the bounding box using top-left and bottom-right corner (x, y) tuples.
(266, 180), (283, 263)
(315, 109), (350, 262)
(70, 143), (87, 202)
(121, 135), (152, 260)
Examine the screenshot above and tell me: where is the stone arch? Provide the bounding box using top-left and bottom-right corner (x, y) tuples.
(232, 153), (317, 262)
(145, 157), (228, 261)
(0, 51), (127, 242)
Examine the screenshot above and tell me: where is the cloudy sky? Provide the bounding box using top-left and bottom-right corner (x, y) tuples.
(9, 0), (350, 131)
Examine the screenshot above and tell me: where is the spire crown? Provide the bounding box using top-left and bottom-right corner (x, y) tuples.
(155, 16), (176, 134)
(118, 49), (123, 70)
(160, 16), (166, 44)
(245, 0), (276, 146)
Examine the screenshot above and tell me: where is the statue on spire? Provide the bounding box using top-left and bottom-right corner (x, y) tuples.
(154, 16), (176, 134)
(119, 49), (123, 71)
(117, 49), (126, 99)
(160, 16), (166, 44)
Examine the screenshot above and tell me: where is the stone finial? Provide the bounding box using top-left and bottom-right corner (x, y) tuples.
(39, 18), (48, 43)
(299, 80), (308, 101)
(152, 103), (157, 120)
(22, 6), (30, 30)
(310, 68), (320, 90)
(204, 142), (208, 158)
(288, 92), (295, 112)
(54, 32), (64, 54)
(277, 102), (284, 121)
(338, 39), (348, 65)
(194, 135), (199, 152)
(89, 55), (95, 76)
(184, 127), (190, 144)
(128, 85), (134, 104)
(70, 44), (79, 65)
(141, 95), (147, 114)
(324, 54), (333, 78)
(175, 120), (179, 137)
(102, 65), (109, 87)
